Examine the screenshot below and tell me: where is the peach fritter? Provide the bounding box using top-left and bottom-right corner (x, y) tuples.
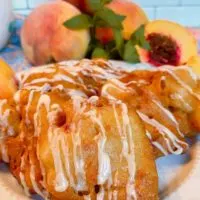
(0, 59), (200, 199)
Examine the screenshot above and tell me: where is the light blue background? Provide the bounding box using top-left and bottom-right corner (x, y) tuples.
(12, 0), (200, 27)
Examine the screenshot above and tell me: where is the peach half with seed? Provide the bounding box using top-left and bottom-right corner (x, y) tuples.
(138, 20), (198, 67)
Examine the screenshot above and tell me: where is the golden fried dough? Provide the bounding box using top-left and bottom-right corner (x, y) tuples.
(0, 59), (200, 199)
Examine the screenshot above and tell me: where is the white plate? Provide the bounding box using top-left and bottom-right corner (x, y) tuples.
(1, 61), (200, 200)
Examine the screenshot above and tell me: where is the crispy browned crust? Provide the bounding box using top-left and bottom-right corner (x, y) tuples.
(1, 59), (200, 199)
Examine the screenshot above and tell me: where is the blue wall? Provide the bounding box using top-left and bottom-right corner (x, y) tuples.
(13, 0), (200, 27)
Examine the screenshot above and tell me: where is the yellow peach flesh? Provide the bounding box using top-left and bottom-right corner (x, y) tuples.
(144, 20), (198, 66)
(0, 59), (17, 99)
(187, 56), (200, 76)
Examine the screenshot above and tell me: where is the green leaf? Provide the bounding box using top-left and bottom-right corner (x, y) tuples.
(95, 8), (126, 29)
(87, 0), (112, 11)
(101, 0), (112, 5)
(105, 40), (116, 51)
(131, 25), (145, 41)
(86, 36), (103, 58)
(88, 0), (103, 11)
(92, 47), (109, 59)
(123, 41), (140, 63)
(113, 28), (124, 56)
(141, 40), (151, 50)
(116, 14), (126, 22)
(94, 18), (110, 27)
(131, 25), (151, 50)
(63, 14), (93, 30)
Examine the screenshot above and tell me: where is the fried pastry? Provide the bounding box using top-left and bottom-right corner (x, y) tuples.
(0, 98), (20, 162)
(102, 65), (200, 157)
(0, 59), (199, 199)
(2, 94), (158, 199)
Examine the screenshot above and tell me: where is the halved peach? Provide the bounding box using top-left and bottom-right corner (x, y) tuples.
(0, 59), (17, 99)
(138, 20), (198, 67)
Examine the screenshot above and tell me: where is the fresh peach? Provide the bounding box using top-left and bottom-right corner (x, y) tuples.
(63, 0), (80, 8)
(138, 20), (198, 67)
(21, 1), (90, 66)
(0, 59), (17, 99)
(63, 0), (92, 13)
(95, 0), (149, 44)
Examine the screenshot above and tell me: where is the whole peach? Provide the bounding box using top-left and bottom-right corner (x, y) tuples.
(95, 0), (149, 44)
(63, 0), (91, 13)
(0, 59), (17, 99)
(21, 1), (90, 66)
(63, 0), (80, 8)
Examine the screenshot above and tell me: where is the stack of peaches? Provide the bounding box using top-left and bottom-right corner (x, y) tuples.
(20, 0), (199, 68)
(1, 0), (200, 101)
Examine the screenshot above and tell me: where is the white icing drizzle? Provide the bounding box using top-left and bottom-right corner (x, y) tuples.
(152, 99), (184, 137)
(113, 190), (118, 200)
(30, 158), (45, 198)
(170, 93), (193, 112)
(39, 98), (68, 193)
(34, 95), (51, 137)
(60, 134), (75, 189)
(86, 110), (112, 185)
(9, 60), (200, 200)
(49, 128), (69, 192)
(137, 111), (188, 155)
(47, 96), (89, 194)
(52, 84), (64, 91)
(0, 100), (9, 162)
(71, 121), (88, 192)
(146, 131), (168, 156)
(102, 72), (190, 157)
(26, 74), (77, 86)
(84, 109), (112, 200)
(165, 65), (198, 82)
(19, 156), (30, 196)
(14, 90), (21, 104)
(67, 89), (87, 98)
(112, 103), (137, 200)
(125, 79), (149, 87)
(25, 90), (35, 124)
(18, 66), (56, 85)
(41, 83), (52, 93)
(0, 100), (14, 136)
(160, 68), (200, 101)
(18, 60), (123, 98)
(110, 79), (131, 91)
(102, 83), (125, 101)
(88, 96), (99, 105)
(59, 60), (121, 82)
(161, 75), (166, 81)
(33, 94), (52, 196)
(121, 104), (137, 200)
(112, 171), (119, 200)
(84, 195), (91, 200)
(97, 187), (105, 200)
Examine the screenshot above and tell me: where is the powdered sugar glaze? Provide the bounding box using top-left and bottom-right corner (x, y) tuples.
(0, 59), (199, 200)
